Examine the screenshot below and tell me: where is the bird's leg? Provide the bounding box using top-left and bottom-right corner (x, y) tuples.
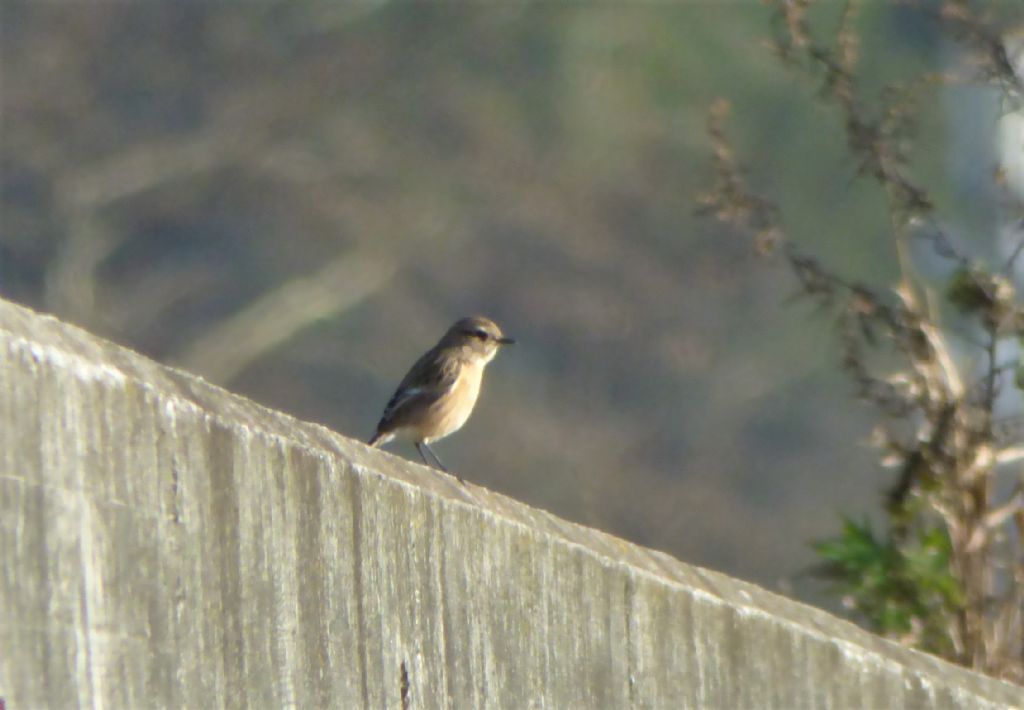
(414, 442), (434, 468)
(416, 441), (448, 472)
(416, 442), (464, 483)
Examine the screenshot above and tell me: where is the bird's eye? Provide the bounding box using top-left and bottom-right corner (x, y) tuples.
(472, 329), (489, 340)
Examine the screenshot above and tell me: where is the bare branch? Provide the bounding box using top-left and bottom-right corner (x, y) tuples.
(704, 0), (1024, 680)
(174, 252), (396, 384)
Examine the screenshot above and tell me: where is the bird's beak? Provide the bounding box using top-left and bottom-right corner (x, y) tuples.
(497, 336), (516, 345)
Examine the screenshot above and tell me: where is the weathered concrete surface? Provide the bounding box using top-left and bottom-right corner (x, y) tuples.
(0, 296), (1020, 709)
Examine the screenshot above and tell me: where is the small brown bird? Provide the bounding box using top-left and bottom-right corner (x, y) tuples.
(368, 316), (514, 474)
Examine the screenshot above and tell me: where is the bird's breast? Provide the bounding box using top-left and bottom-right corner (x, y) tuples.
(422, 361), (484, 442)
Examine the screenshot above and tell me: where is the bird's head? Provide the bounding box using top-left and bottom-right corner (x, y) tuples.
(442, 316), (515, 362)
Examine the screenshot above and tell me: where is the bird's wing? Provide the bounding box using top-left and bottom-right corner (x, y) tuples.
(376, 347), (461, 432)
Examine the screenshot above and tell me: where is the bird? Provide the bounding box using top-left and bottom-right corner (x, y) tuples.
(368, 316), (514, 476)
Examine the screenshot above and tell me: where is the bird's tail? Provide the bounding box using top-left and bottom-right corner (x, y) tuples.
(368, 430), (393, 448)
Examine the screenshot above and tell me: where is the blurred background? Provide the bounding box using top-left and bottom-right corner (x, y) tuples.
(3, 2), (1020, 611)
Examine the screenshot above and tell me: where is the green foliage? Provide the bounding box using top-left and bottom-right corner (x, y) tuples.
(813, 518), (963, 655)
(946, 266), (995, 316)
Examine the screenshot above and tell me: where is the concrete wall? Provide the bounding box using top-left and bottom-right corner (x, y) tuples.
(0, 296), (1020, 709)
